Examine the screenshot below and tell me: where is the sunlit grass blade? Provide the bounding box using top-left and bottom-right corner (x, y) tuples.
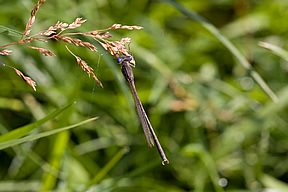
(259, 41), (288, 62)
(0, 97), (24, 111)
(164, 0), (279, 103)
(259, 86), (288, 117)
(0, 103), (74, 143)
(260, 174), (288, 191)
(0, 180), (40, 192)
(0, 117), (98, 150)
(134, 46), (172, 78)
(40, 131), (70, 191)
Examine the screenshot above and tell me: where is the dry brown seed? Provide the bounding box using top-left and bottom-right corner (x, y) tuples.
(68, 18), (86, 29)
(110, 24), (122, 29)
(28, 46), (55, 56)
(120, 25), (143, 30)
(14, 68), (37, 91)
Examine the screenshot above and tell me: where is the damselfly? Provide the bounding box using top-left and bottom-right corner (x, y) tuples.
(117, 55), (169, 165)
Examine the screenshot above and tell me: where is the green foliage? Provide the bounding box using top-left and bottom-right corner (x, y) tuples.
(1, 0), (288, 191)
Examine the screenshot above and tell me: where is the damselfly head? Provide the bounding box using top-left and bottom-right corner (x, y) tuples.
(117, 55), (136, 67)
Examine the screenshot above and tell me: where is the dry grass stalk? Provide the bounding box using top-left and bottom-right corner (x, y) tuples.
(67, 18), (86, 29)
(109, 24), (143, 30)
(40, 17), (86, 36)
(100, 38), (131, 57)
(84, 31), (112, 39)
(66, 46), (103, 87)
(75, 56), (103, 87)
(13, 67), (37, 91)
(27, 46), (55, 56)
(23, 0), (46, 36)
(0, 62), (37, 91)
(57, 36), (97, 51)
(1, 0), (143, 90)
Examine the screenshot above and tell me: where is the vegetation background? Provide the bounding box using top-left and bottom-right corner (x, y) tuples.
(1, 0), (288, 191)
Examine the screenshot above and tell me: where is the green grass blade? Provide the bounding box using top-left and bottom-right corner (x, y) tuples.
(0, 103), (74, 143)
(164, 0), (279, 103)
(0, 117), (98, 150)
(260, 174), (288, 191)
(0, 25), (23, 37)
(134, 46), (172, 78)
(88, 147), (129, 186)
(40, 131), (70, 191)
(0, 180), (40, 191)
(259, 41), (288, 62)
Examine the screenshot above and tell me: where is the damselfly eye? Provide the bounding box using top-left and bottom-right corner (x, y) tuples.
(116, 57), (122, 64)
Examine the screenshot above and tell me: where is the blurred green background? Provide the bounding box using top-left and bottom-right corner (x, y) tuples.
(1, 0), (288, 191)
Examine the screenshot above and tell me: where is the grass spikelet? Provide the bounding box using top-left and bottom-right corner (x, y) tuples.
(27, 46), (55, 56)
(58, 36), (97, 51)
(65, 46), (102, 87)
(109, 24), (143, 30)
(23, 0), (46, 36)
(1, 0), (142, 90)
(13, 67), (37, 91)
(0, 49), (12, 55)
(67, 18), (86, 29)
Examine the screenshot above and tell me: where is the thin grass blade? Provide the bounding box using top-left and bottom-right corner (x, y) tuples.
(0, 117), (98, 150)
(0, 103), (74, 143)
